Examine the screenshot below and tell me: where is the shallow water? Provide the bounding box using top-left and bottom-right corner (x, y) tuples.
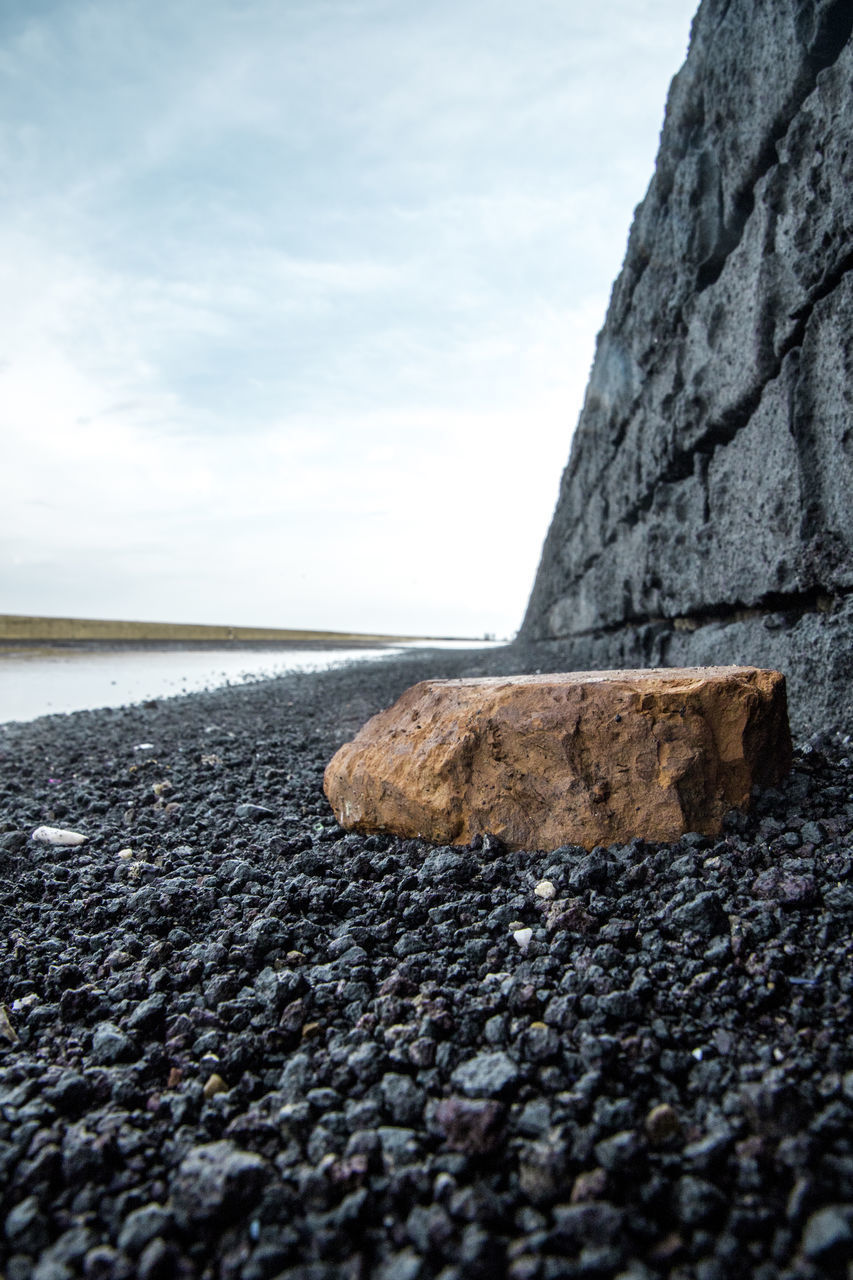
(0, 644), (408, 724)
(0, 639), (498, 724)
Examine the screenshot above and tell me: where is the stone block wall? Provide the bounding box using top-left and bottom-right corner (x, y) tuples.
(520, 0), (853, 735)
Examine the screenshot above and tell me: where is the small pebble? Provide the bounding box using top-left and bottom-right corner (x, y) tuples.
(31, 825), (86, 846)
(10, 993), (39, 1013)
(0, 1004), (18, 1043)
(801, 1205), (853, 1260)
(203, 1073), (228, 1099)
(570, 1168), (608, 1203)
(512, 927), (533, 952)
(645, 1103), (681, 1145)
(235, 802), (276, 820)
(534, 879), (556, 900)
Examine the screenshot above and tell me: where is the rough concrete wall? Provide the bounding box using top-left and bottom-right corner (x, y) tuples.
(520, 0), (853, 734)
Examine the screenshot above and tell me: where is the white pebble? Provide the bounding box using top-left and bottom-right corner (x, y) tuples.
(534, 879), (556, 901)
(512, 927), (533, 953)
(134, 743), (155, 751)
(31, 826), (86, 847)
(117, 848), (134, 860)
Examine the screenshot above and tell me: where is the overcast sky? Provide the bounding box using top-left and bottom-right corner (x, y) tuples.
(1, 0), (697, 639)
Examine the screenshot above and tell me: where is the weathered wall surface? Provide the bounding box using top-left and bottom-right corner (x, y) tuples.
(520, 0), (853, 735)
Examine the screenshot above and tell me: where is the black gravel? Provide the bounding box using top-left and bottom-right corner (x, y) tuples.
(1, 646), (853, 1280)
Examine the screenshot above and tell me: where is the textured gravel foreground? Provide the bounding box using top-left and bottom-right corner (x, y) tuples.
(1, 647), (853, 1280)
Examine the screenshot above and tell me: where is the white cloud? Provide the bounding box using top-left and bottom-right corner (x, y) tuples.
(1, 280), (597, 635)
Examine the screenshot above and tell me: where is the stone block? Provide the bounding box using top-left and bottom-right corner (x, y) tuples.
(324, 667), (791, 852)
(795, 273), (853, 589)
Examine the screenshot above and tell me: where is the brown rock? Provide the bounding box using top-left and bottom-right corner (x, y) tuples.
(324, 666), (791, 852)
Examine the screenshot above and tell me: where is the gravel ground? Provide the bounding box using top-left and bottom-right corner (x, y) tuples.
(1, 646), (852, 1280)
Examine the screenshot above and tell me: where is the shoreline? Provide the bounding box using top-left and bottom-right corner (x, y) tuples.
(0, 642), (507, 728)
(1, 649), (851, 1277)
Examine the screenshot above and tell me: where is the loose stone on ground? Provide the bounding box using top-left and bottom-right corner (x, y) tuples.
(325, 666), (792, 850)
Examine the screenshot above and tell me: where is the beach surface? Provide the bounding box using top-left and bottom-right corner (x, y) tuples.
(1, 645), (852, 1278)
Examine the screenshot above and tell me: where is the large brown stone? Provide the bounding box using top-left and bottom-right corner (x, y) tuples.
(323, 667), (792, 851)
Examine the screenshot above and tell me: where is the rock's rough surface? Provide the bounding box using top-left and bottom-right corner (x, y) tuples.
(324, 666), (791, 850)
(520, 0), (853, 735)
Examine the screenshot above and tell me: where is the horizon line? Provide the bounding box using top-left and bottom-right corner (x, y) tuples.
(0, 612), (484, 645)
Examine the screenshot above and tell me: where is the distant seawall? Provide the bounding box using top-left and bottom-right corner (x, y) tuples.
(0, 614), (422, 648)
(520, 0), (853, 735)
